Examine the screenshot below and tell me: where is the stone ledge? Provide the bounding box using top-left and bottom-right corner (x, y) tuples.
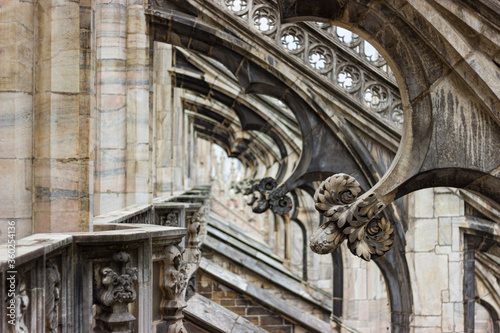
(185, 293), (269, 333)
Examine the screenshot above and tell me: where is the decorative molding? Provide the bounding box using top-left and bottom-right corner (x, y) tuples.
(95, 252), (138, 333)
(310, 173), (394, 261)
(160, 245), (188, 332)
(45, 259), (61, 333)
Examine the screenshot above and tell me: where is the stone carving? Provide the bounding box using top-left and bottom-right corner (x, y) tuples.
(310, 173), (394, 261)
(187, 212), (202, 264)
(95, 251), (138, 333)
(161, 212), (179, 227)
(337, 64), (361, 92)
(160, 245), (188, 333)
(308, 45), (333, 72)
(391, 103), (404, 126)
(46, 259), (61, 333)
(268, 186), (293, 216)
(364, 83), (389, 112)
(225, 0), (248, 13)
(185, 276), (197, 301)
(6, 277), (29, 333)
(280, 26), (305, 52)
(253, 5), (278, 35)
(126, 210), (152, 224)
(234, 178), (292, 215)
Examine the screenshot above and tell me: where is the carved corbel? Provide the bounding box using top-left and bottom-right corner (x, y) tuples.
(310, 173), (394, 261)
(94, 252), (138, 333)
(46, 259), (61, 333)
(160, 245), (187, 333)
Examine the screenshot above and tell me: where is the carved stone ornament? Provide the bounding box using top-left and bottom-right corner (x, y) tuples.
(6, 276), (29, 333)
(95, 251), (138, 333)
(160, 245), (188, 333)
(46, 259), (61, 333)
(310, 173), (394, 261)
(161, 212), (179, 226)
(236, 178), (292, 215)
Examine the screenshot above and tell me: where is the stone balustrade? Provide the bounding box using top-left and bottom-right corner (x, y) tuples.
(0, 187), (211, 333)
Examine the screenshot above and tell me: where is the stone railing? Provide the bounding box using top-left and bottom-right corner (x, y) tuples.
(214, 0), (403, 128)
(0, 187), (211, 333)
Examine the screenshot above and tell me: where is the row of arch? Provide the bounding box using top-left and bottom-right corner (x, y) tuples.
(148, 0), (500, 331)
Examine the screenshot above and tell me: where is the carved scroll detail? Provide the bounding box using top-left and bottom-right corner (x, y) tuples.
(310, 173), (394, 261)
(160, 245), (187, 333)
(46, 259), (61, 333)
(95, 251), (138, 333)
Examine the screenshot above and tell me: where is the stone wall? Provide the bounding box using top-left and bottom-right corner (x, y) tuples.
(196, 270), (305, 333)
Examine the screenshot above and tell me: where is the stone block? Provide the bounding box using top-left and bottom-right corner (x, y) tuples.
(435, 192), (464, 217)
(413, 315), (441, 328)
(438, 217), (452, 245)
(413, 218), (438, 252)
(410, 188), (435, 218)
(34, 92), (80, 159)
(412, 253), (448, 316)
(448, 261), (463, 302)
(441, 302), (455, 332)
(97, 148), (126, 192)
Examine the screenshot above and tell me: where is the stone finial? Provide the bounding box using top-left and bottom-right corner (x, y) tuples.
(310, 173), (394, 261)
(46, 259), (61, 333)
(95, 251), (138, 333)
(160, 245), (187, 333)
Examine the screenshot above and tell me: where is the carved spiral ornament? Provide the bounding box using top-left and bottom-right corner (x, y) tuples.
(310, 174), (394, 261)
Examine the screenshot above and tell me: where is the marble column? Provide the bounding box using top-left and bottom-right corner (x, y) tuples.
(0, 0), (35, 240)
(34, 0), (94, 233)
(125, 0), (152, 207)
(94, 0), (127, 215)
(154, 42), (174, 196)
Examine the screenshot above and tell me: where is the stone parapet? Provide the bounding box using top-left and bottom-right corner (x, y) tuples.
(0, 187), (212, 333)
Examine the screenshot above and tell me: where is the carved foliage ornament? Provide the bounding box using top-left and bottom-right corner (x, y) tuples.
(160, 245), (188, 333)
(95, 251), (138, 333)
(98, 252), (138, 307)
(310, 174), (394, 261)
(237, 177), (292, 215)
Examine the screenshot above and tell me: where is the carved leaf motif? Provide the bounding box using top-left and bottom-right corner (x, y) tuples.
(311, 173), (394, 261)
(309, 219), (346, 254)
